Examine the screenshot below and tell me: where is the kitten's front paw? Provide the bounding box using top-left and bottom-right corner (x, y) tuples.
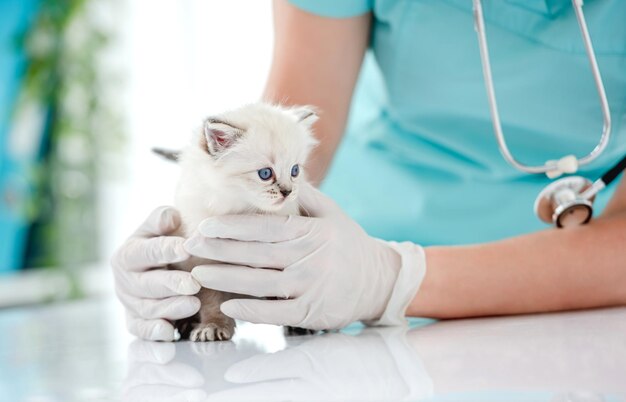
(189, 323), (234, 342)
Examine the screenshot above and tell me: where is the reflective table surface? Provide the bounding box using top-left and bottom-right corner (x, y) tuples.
(0, 298), (625, 401)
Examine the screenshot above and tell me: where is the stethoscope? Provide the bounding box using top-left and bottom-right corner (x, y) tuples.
(473, 0), (626, 228)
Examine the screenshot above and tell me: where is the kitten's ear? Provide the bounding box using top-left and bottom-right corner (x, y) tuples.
(292, 106), (319, 127)
(203, 118), (244, 155)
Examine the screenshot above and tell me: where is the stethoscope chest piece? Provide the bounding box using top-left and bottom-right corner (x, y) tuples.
(534, 176), (594, 228)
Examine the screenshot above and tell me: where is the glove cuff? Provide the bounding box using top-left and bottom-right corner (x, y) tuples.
(364, 241), (427, 327)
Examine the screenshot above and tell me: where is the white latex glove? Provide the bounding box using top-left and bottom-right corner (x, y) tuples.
(112, 206), (201, 341)
(186, 184), (427, 330)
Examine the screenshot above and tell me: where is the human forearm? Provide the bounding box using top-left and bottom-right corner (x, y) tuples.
(262, 0), (370, 184)
(408, 212), (626, 319)
(262, 81), (345, 184)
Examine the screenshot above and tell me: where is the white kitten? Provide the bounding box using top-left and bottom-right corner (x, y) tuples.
(170, 102), (318, 341)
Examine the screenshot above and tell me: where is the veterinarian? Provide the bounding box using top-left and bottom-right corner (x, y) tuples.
(112, 0), (626, 340)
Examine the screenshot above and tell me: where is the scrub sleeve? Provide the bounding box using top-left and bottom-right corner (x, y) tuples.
(288, 0), (372, 18)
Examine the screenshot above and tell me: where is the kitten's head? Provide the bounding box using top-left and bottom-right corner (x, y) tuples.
(189, 103), (318, 212)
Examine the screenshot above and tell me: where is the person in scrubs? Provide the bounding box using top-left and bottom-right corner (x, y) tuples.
(112, 0), (626, 340)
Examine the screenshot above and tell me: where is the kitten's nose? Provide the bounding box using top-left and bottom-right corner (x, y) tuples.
(279, 187), (292, 197)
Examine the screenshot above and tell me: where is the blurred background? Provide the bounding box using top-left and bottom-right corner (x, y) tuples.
(0, 0), (273, 307)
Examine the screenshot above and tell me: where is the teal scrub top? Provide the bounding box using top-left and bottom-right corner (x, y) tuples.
(289, 0), (626, 246)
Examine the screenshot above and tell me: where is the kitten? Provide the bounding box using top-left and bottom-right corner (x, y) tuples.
(167, 102), (318, 342)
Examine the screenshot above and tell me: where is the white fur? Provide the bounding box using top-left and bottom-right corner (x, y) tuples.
(175, 103), (318, 235)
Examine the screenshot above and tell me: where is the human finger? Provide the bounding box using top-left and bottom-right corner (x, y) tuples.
(118, 292), (201, 321)
(114, 236), (189, 272)
(198, 214), (316, 243)
(297, 182), (342, 217)
(191, 265), (298, 298)
(184, 236), (309, 269)
(126, 313), (181, 342)
(119, 269), (201, 298)
(219, 299), (304, 327)
(134, 206), (184, 238)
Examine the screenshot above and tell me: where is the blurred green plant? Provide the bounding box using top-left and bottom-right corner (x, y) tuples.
(15, 0), (124, 288)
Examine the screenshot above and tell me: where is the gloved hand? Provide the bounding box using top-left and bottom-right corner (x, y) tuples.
(186, 184), (427, 330)
(112, 206), (201, 341)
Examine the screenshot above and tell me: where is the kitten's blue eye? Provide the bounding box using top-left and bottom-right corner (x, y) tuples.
(291, 164), (300, 178)
(258, 167), (273, 181)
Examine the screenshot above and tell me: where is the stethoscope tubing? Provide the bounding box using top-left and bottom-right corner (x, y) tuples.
(601, 154), (626, 186)
(472, 0), (612, 175)
(580, 154), (626, 200)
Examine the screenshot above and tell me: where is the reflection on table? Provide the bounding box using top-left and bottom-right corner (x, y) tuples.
(0, 299), (625, 401)
(123, 308), (626, 401)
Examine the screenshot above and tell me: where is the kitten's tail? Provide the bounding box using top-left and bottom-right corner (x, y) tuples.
(151, 147), (180, 163)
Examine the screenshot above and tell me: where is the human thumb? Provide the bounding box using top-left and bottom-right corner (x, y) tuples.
(298, 183), (341, 218)
(135, 206), (183, 237)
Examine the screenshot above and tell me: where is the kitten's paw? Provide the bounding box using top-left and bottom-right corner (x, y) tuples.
(189, 323), (234, 342)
